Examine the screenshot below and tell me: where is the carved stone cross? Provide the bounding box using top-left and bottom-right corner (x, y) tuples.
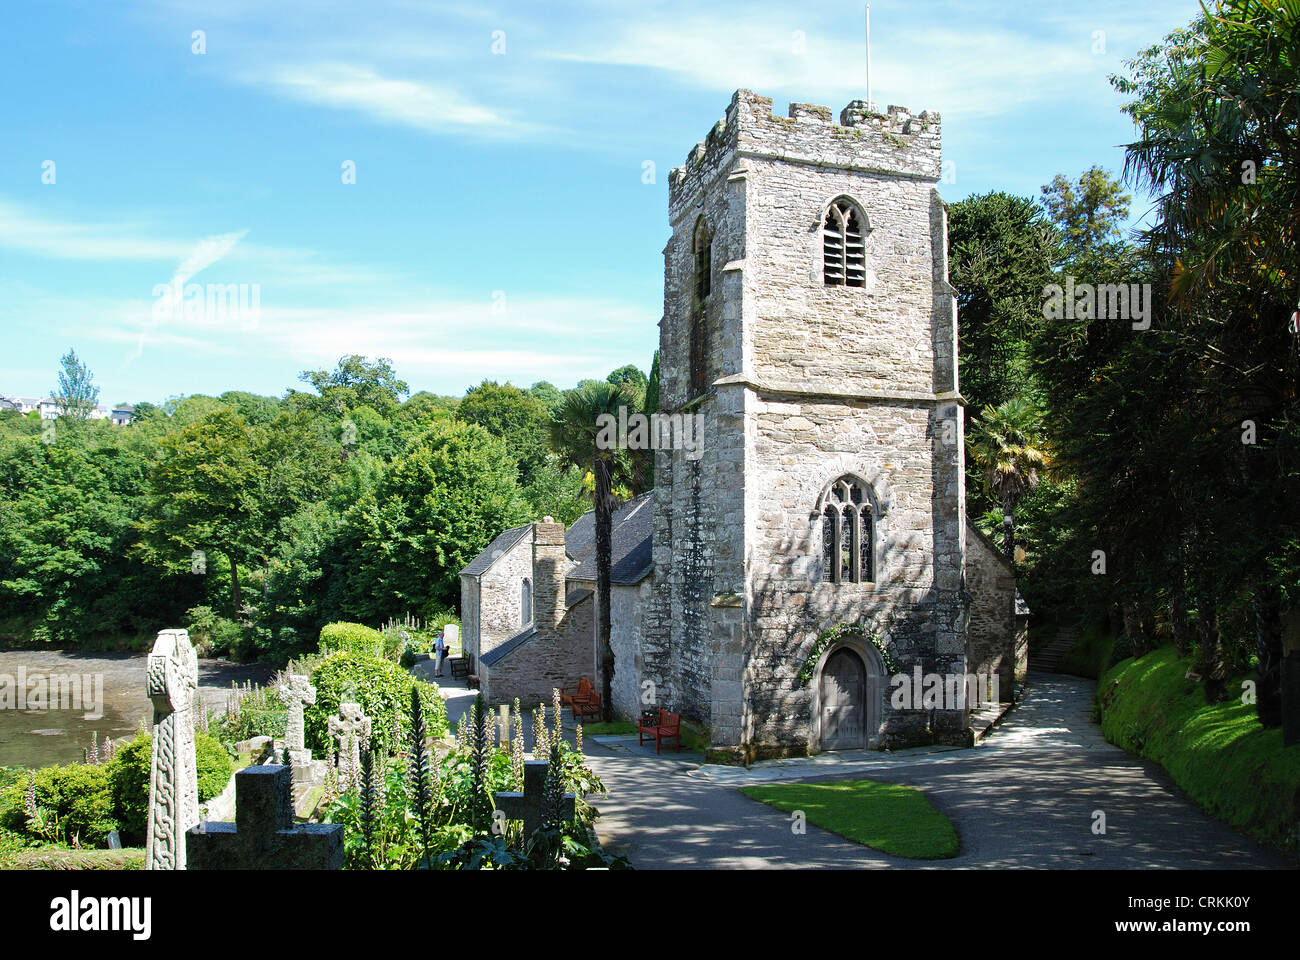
(186, 765), (343, 869)
(277, 672), (316, 766)
(327, 702), (370, 781)
(146, 629), (199, 870)
(493, 759), (576, 841)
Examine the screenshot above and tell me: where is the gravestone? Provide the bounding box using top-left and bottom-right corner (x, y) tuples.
(146, 629), (200, 870)
(328, 702), (371, 779)
(186, 765), (344, 870)
(493, 759), (576, 840)
(277, 672), (316, 769)
(444, 622), (460, 653)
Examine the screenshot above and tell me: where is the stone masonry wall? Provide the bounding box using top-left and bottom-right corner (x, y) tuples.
(474, 532), (533, 665)
(480, 596), (596, 709)
(645, 88), (965, 760)
(966, 522), (1018, 702)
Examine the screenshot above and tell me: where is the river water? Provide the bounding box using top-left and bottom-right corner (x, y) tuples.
(0, 650), (275, 768)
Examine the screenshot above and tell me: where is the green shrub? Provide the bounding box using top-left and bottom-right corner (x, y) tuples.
(185, 605), (245, 658)
(319, 622), (387, 659)
(106, 731), (234, 845)
(0, 763), (117, 847)
(305, 652), (447, 756)
(196, 733), (235, 800)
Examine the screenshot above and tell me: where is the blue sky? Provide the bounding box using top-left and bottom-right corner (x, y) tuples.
(1, 0), (1201, 406)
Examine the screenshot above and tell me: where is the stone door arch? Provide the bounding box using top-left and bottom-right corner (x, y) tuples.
(816, 644), (884, 751)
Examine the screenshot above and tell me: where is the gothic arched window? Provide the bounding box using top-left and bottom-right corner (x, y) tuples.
(521, 578), (532, 626)
(819, 476), (875, 583)
(688, 217), (712, 399)
(693, 217), (712, 301)
(823, 198), (867, 288)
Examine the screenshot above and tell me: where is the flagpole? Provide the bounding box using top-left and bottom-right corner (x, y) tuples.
(866, 4), (872, 113)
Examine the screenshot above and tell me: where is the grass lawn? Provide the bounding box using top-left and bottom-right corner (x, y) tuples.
(740, 778), (960, 859)
(1098, 645), (1300, 858)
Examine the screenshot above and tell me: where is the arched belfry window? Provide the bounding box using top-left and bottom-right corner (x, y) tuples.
(819, 476), (875, 583)
(823, 198), (867, 287)
(689, 217), (712, 398)
(693, 217), (712, 301)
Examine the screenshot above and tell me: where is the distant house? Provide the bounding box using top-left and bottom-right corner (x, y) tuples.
(0, 395), (135, 424)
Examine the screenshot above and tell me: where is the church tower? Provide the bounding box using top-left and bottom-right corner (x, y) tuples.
(639, 90), (968, 761)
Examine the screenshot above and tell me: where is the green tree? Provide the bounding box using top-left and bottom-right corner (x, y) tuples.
(349, 421), (529, 616)
(1111, 0), (1300, 718)
(455, 381), (551, 485)
(292, 356), (409, 417)
(606, 365), (648, 397)
(1040, 166), (1131, 264)
(141, 410), (260, 614)
(528, 381), (564, 416)
(947, 193), (1055, 417)
(967, 398), (1048, 561)
(54, 349), (100, 421)
(550, 380), (641, 721)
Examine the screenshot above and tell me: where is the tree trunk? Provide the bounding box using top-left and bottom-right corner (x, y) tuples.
(226, 550), (243, 617)
(1253, 579), (1283, 727)
(1001, 492), (1016, 560)
(1169, 569), (1191, 658)
(1195, 593), (1228, 704)
(1122, 601), (1144, 657)
(594, 458), (615, 723)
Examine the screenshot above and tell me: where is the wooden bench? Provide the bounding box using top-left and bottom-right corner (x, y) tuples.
(449, 653), (473, 680)
(637, 708), (682, 754)
(562, 678), (602, 721)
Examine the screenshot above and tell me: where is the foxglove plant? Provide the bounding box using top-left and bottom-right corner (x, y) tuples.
(406, 685), (437, 864)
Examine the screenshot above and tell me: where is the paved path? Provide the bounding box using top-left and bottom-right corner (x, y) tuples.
(579, 674), (1290, 869)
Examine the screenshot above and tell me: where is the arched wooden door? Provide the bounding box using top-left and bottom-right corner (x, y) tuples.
(820, 648), (868, 750)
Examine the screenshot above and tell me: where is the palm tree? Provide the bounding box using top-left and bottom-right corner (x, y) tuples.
(550, 380), (640, 722)
(966, 397), (1049, 562)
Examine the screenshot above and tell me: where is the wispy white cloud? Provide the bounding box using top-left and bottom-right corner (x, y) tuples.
(5, 275), (657, 392)
(542, 1), (1192, 120)
(0, 197), (399, 288)
(246, 62), (538, 137)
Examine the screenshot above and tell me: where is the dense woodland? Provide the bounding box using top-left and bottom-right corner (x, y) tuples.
(0, 355), (657, 660)
(1, 2), (1295, 732)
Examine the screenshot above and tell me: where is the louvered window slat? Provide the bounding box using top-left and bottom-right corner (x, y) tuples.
(824, 200), (868, 288)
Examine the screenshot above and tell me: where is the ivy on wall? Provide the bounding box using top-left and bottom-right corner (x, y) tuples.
(796, 622), (898, 687)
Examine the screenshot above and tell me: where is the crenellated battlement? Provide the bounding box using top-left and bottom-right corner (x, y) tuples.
(669, 89), (942, 219)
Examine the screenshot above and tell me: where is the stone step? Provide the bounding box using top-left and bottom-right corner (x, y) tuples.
(1029, 628), (1081, 674)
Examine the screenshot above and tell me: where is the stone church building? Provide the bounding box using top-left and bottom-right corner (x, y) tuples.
(462, 89), (1027, 762)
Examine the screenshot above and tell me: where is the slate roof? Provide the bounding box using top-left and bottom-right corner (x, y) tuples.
(460, 524), (531, 578)
(566, 492), (654, 585)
